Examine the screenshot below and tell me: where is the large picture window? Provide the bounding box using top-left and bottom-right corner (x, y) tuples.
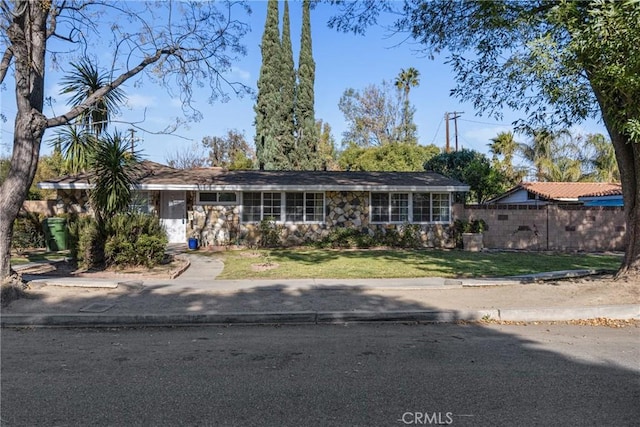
(242, 192), (324, 223)
(372, 192), (451, 223)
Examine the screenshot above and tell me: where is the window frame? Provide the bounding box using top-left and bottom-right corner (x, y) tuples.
(370, 192), (451, 224)
(129, 191), (152, 214)
(241, 192), (325, 224)
(196, 191), (238, 205)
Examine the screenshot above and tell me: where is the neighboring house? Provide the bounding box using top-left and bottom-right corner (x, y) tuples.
(578, 188), (624, 207)
(38, 161), (470, 247)
(486, 182), (623, 206)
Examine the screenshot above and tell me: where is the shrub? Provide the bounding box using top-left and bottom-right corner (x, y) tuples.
(70, 213), (167, 269)
(400, 223), (423, 248)
(316, 227), (375, 249)
(12, 213), (45, 254)
(105, 213), (167, 268)
(451, 219), (487, 248)
(69, 215), (103, 269)
(259, 218), (282, 248)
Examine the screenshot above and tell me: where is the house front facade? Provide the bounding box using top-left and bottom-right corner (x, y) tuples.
(38, 161), (470, 248)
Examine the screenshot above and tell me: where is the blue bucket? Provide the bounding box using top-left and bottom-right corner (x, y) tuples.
(188, 237), (198, 250)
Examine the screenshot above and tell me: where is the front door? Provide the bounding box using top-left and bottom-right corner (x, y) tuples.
(160, 191), (187, 243)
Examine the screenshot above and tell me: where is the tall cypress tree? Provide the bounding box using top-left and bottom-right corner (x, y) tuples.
(255, 0), (283, 170)
(280, 0), (296, 167)
(295, 0), (321, 170)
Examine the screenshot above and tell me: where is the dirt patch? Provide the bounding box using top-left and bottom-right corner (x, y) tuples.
(251, 263), (280, 272)
(239, 252), (263, 258)
(18, 256), (190, 280)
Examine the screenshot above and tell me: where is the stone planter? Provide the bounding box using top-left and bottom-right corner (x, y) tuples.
(462, 233), (484, 252)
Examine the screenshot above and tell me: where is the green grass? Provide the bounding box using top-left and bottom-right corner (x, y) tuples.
(209, 248), (622, 280)
(10, 250), (68, 265)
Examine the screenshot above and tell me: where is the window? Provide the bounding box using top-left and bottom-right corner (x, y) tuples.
(431, 193), (450, 222)
(371, 193), (389, 222)
(242, 192), (262, 222)
(305, 192), (324, 222)
(285, 193), (304, 222)
(373, 192), (451, 223)
(262, 192), (281, 220)
(241, 192), (324, 223)
(197, 192), (237, 204)
(130, 191), (151, 214)
(391, 193), (409, 222)
(412, 193), (430, 222)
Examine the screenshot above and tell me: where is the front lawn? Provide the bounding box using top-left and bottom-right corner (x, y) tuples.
(210, 249), (622, 280)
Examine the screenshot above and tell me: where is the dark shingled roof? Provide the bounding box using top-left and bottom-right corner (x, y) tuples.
(39, 160), (470, 191)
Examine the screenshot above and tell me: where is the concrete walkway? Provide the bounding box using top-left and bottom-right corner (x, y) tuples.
(3, 249), (639, 327)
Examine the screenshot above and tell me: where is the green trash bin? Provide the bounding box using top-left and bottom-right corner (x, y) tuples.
(43, 217), (68, 252)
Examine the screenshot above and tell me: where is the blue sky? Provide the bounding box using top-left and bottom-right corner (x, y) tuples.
(1, 1), (606, 166)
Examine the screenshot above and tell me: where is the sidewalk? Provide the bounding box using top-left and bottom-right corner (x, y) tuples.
(2, 250), (639, 327)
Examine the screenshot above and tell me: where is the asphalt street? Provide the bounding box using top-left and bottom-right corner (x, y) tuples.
(1, 323), (639, 426)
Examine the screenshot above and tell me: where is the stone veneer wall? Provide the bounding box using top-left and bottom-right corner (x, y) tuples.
(187, 191), (456, 248)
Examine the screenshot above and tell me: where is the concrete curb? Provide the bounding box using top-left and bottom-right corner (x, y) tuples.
(2, 305), (637, 328)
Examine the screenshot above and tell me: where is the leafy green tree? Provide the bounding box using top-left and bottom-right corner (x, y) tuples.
(394, 67), (420, 144)
(340, 142), (439, 172)
(1, 1), (250, 282)
(316, 120), (339, 170)
(280, 0), (296, 163)
(255, 0), (285, 170)
(202, 130), (255, 170)
(294, 0), (321, 170)
(339, 80), (402, 147)
(328, 0), (640, 277)
(424, 149), (508, 204)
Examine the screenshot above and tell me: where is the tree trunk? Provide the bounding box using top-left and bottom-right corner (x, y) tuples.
(0, 2), (49, 283)
(610, 130), (640, 279)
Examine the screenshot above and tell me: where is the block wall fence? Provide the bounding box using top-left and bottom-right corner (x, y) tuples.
(454, 204), (626, 251)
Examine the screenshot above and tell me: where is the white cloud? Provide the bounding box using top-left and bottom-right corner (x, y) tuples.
(229, 66), (251, 82)
(126, 93), (156, 109)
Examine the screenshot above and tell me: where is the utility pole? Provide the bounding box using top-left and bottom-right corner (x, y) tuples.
(128, 128), (137, 154)
(444, 111), (464, 152)
(444, 112), (450, 153)
(451, 111), (463, 151)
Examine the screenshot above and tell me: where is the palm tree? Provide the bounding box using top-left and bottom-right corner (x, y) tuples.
(518, 129), (568, 181)
(53, 126), (97, 174)
(543, 157), (584, 182)
(54, 58), (127, 172)
(89, 131), (142, 219)
(489, 131), (526, 185)
(585, 133), (620, 182)
(394, 67), (420, 144)
(60, 58), (126, 136)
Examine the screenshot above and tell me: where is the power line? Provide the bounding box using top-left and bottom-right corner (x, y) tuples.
(430, 117), (444, 145)
(459, 118), (512, 127)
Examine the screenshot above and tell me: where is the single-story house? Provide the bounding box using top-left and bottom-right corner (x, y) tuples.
(486, 182), (622, 206)
(578, 187), (624, 207)
(38, 161), (470, 247)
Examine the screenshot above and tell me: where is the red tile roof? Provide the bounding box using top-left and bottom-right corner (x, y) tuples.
(520, 182), (622, 201)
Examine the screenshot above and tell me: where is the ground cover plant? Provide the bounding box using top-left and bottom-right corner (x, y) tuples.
(211, 249), (622, 280)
